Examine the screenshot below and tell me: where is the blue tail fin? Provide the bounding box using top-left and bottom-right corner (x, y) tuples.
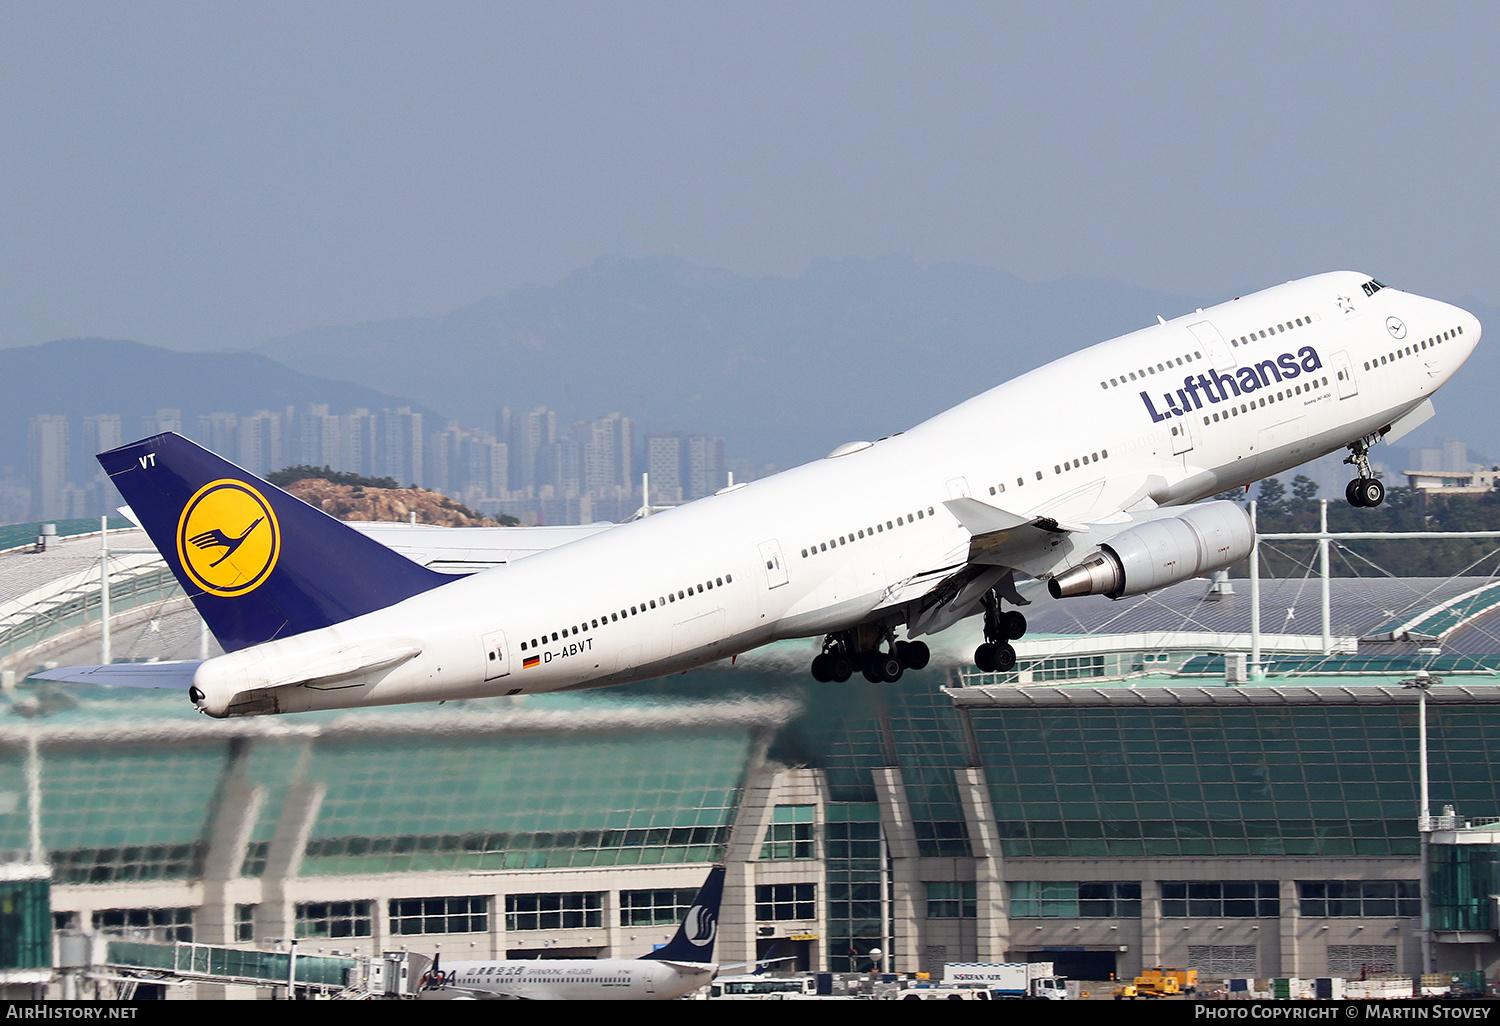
(642, 865), (724, 963)
(100, 433), (451, 652)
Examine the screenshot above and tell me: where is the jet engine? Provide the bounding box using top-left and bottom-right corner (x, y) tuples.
(1047, 501), (1254, 600)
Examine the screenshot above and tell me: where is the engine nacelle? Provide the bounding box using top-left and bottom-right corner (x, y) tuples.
(1047, 501), (1254, 600)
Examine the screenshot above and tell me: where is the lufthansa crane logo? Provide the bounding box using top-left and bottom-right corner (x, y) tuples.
(176, 480), (280, 597)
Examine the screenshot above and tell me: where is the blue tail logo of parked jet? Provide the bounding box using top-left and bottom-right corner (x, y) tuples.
(643, 865), (725, 963)
(101, 433), (452, 653)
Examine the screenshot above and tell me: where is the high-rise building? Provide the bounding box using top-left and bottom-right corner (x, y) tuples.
(646, 434), (684, 504)
(196, 413), (238, 463)
(686, 435), (727, 501)
(142, 408), (183, 436)
(342, 409), (377, 477)
(583, 413), (633, 496)
(84, 414), (124, 517)
(377, 407), (424, 488)
(291, 404), (343, 470)
(238, 411), (284, 477)
(28, 415), (69, 521)
(506, 407), (557, 497)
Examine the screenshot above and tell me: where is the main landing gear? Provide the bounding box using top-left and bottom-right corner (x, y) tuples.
(974, 589), (1026, 673)
(1343, 434), (1386, 508)
(810, 625), (930, 683)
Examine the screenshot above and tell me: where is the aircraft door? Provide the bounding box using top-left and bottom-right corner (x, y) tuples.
(1170, 416), (1194, 456)
(758, 540), (789, 589)
(1188, 320), (1236, 370)
(1331, 350), (1360, 399)
(482, 630), (510, 680)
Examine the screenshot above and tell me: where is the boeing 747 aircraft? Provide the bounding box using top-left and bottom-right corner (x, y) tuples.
(420, 866), (723, 1001)
(39, 272), (1479, 716)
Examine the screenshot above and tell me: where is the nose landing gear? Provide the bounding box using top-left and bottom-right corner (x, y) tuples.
(1343, 434), (1385, 508)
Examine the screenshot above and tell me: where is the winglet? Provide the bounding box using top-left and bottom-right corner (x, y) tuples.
(642, 865), (725, 963)
(99, 433), (452, 652)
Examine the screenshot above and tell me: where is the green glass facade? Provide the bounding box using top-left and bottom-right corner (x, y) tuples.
(8, 665), (1498, 890)
(0, 878), (49, 971)
(1430, 843), (1500, 932)
(972, 706), (1427, 858)
(298, 733), (744, 874)
(4, 663), (1500, 980)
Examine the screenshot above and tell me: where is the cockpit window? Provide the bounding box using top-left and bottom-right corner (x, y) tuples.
(1361, 279), (1387, 297)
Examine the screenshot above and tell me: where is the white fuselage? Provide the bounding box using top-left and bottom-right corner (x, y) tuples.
(191, 272), (1480, 716)
(439, 958), (714, 1001)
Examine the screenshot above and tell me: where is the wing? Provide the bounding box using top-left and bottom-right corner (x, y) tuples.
(881, 475), (1252, 636)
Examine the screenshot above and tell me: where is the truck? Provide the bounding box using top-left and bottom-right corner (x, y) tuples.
(1114, 967), (1198, 999)
(941, 962), (1069, 1000)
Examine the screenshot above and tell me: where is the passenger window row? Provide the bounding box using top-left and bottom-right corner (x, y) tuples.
(1201, 377), (1330, 425)
(1098, 313), (1316, 391)
(980, 448), (1114, 497)
(1099, 351), (1204, 391)
(519, 572), (736, 652)
(1229, 315), (1314, 349)
(1363, 325), (1463, 372)
(801, 506), (937, 559)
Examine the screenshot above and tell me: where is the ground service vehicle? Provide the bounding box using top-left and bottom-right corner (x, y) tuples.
(942, 962), (1068, 1000)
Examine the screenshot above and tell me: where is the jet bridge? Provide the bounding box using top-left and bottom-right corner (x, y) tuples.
(56, 934), (428, 999)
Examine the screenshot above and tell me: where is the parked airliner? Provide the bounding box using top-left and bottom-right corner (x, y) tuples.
(39, 272), (1478, 715)
(421, 866), (723, 1000)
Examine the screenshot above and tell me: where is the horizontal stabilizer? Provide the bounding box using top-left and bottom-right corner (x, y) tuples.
(29, 661), (202, 690)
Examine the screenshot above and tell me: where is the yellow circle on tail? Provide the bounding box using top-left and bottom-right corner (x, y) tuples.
(175, 480), (280, 597)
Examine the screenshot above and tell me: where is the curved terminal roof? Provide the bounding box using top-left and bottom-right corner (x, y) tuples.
(1018, 574), (1500, 655)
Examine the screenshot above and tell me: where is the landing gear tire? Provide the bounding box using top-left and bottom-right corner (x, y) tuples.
(861, 651), (904, 683)
(1346, 477), (1385, 508)
(1002, 610), (1027, 641)
(896, 640), (930, 671)
(1343, 434), (1384, 508)
(974, 642), (1017, 673)
(812, 651), (853, 683)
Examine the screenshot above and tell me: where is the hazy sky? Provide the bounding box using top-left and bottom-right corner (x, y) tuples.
(1, 1), (1496, 350)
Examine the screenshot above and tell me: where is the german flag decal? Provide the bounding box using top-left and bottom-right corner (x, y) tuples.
(522, 655), (540, 669)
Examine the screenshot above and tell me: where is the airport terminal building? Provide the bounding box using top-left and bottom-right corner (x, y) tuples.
(3, 524), (1500, 992)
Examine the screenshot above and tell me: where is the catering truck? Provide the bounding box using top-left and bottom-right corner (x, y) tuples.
(941, 962), (1069, 1000)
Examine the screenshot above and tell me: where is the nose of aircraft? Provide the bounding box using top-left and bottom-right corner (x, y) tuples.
(1422, 293), (1481, 361)
(1448, 301), (1482, 363)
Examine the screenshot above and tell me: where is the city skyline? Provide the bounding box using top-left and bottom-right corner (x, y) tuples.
(13, 402), (756, 528)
